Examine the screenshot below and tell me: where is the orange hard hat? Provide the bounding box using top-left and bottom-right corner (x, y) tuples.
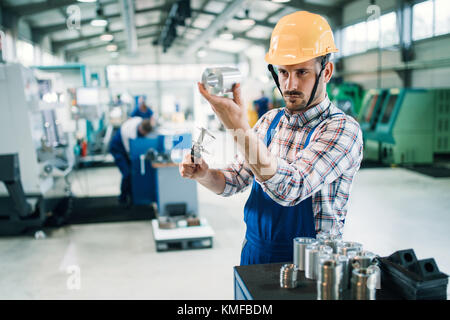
(265, 11), (339, 66)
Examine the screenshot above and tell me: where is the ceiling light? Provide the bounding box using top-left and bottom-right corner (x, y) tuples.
(100, 34), (114, 41)
(241, 9), (255, 27)
(271, 0), (290, 3)
(77, 0), (96, 3)
(106, 44), (118, 52)
(91, 6), (108, 27)
(197, 49), (207, 58)
(91, 18), (107, 27)
(220, 28), (233, 40)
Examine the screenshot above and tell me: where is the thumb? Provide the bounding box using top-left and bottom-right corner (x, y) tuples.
(232, 83), (242, 107)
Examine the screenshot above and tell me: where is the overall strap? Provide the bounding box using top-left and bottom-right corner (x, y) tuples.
(304, 112), (343, 148)
(264, 109), (284, 147)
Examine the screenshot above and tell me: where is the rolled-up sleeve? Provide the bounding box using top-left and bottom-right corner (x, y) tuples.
(257, 116), (363, 206)
(218, 110), (276, 197)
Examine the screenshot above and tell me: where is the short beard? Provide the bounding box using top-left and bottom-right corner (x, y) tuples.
(283, 90), (309, 113)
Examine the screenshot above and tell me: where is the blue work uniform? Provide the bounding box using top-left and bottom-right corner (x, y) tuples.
(254, 96), (269, 119)
(131, 106), (154, 119)
(109, 121), (144, 204)
(240, 109), (339, 265)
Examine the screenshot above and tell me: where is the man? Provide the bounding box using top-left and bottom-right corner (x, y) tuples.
(179, 11), (363, 265)
(131, 96), (154, 120)
(109, 117), (153, 207)
(253, 90), (271, 119)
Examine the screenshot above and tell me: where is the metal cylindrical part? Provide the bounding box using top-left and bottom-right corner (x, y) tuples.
(293, 237), (318, 271)
(315, 253), (332, 281)
(280, 264), (298, 289)
(322, 239), (342, 254)
(316, 232), (331, 244)
(317, 259), (343, 300)
(201, 67), (241, 95)
(350, 267), (378, 300)
(337, 241), (363, 256)
(305, 244), (319, 280)
(333, 254), (349, 291)
(319, 244), (333, 255)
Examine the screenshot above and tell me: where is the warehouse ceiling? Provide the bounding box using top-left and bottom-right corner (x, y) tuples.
(0, 0), (354, 60)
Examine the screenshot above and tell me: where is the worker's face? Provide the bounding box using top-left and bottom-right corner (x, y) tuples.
(276, 58), (333, 113)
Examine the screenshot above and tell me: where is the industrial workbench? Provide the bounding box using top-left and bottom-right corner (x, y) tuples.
(234, 262), (402, 300)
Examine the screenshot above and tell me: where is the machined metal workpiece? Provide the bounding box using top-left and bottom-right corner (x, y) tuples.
(280, 264), (298, 289)
(350, 266), (378, 300)
(201, 67), (242, 96)
(317, 259), (344, 300)
(293, 237), (318, 271)
(305, 244), (320, 280)
(337, 241), (363, 256)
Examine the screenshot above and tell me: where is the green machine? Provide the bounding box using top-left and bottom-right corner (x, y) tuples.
(330, 82), (365, 117)
(362, 88), (450, 165)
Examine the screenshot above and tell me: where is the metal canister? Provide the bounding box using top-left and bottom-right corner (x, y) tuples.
(315, 252), (332, 281)
(280, 264), (298, 289)
(316, 232), (331, 244)
(337, 241), (363, 256)
(293, 237), (318, 271)
(350, 267), (378, 300)
(317, 259), (343, 300)
(201, 67), (241, 95)
(304, 244), (319, 280)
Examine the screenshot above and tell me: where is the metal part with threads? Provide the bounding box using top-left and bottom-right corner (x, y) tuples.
(280, 264), (298, 289)
(201, 67), (241, 96)
(293, 237), (318, 271)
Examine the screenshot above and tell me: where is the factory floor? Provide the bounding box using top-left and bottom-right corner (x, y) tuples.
(0, 134), (449, 299)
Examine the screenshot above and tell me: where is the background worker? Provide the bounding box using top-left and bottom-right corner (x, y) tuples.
(131, 96), (156, 126)
(109, 117), (153, 207)
(253, 90), (272, 119)
(180, 11), (363, 265)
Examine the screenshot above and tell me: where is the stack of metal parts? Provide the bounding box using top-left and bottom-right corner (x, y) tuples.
(280, 264), (298, 289)
(289, 232), (381, 300)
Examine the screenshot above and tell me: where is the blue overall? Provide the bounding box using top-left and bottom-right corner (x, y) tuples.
(241, 109), (336, 265)
(110, 129), (133, 203)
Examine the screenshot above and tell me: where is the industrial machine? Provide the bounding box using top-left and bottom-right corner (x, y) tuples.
(0, 63), (74, 235)
(360, 88), (450, 165)
(128, 128), (214, 251)
(330, 82), (365, 118)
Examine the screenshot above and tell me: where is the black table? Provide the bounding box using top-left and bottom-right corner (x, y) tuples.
(234, 262), (401, 300)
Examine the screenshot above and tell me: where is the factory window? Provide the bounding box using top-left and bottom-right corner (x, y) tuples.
(380, 12), (399, 47)
(435, 0), (450, 36)
(341, 11), (399, 56)
(16, 39), (34, 66)
(413, 0), (434, 40)
(341, 22), (367, 56)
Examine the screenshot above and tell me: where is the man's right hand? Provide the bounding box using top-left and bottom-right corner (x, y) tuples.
(179, 152), (209, 180)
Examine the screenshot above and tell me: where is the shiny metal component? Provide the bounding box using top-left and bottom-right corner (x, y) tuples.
(293, 237), (318, 271)
(317, 259), (343, 300)
(316, 231), (331, 243)
(350, 266), (378, 300)
(201, 67), (242, 95)
(280, 264), (298, 289)
(337, 241), (363, 256)
(333, 254), (349, 291)
(319, 244), (333, 255)
(322, 239), (342, 253)
(315, 253), (332, 280)
(305, 244), (319, 280)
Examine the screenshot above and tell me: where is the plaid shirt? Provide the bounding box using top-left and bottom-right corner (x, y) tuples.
(219, 96), (363, 236)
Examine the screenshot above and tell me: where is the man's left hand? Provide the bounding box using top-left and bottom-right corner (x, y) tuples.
(197, 82), (250, 131)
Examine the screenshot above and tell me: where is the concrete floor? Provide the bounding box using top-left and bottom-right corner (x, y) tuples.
(0, 139), (449, 299)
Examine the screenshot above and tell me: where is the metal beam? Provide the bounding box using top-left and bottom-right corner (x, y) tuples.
(32, 1), (175, 35)
(286, 0), (340, 15)
(1, 0), (79, 17)
(182, 0), (247, 56)
(65, 31), (158, 56)
(52, 22), (162, 51)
